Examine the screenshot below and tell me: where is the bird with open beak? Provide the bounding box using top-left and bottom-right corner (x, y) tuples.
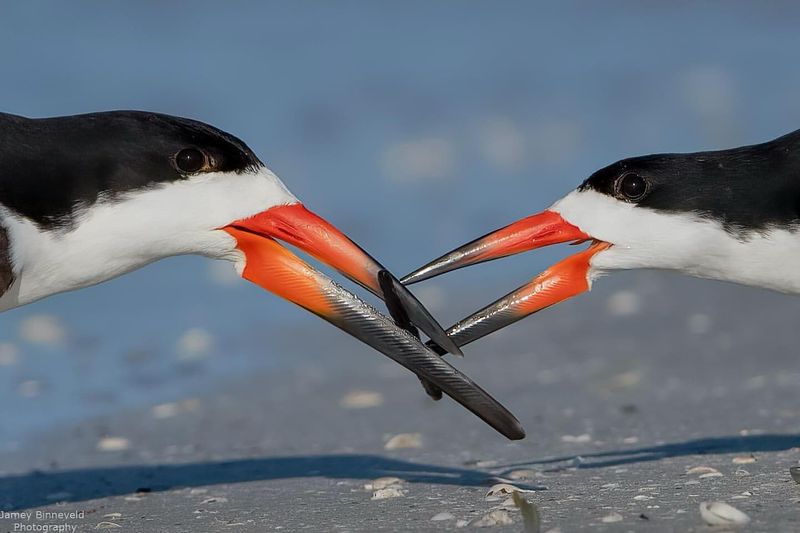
(0, 111), (524, 440)
(404, 128), (800, 355)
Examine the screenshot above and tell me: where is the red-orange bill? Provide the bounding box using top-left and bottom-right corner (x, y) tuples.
(400, 210), (609, 356)
(229, 203), (461, 356)
(402, 210), (590, 285)
(222, 226), (524, 440)
(440, 241), (611, 350)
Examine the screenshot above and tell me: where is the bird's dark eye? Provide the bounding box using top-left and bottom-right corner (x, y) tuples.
(174, 148), (208, 174)
(616, 172), (648, 201)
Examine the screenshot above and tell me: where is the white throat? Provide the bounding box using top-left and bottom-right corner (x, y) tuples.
(552, 189), (800, 295)
(0, 166), (297, 310)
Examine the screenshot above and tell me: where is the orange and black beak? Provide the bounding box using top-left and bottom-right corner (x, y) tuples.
(222, 203), (524, 440)
(403, 210), (610, 351)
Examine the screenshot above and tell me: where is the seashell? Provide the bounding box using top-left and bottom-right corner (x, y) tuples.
(601, 512), (623, 523)
(371, 487), (405, 500)
(339, 390), (384, 409)
(485, 483), (526, 501)
(686, 466), (720, 475)
(699, 501), (750, 526)
(384, 433), (422, 450)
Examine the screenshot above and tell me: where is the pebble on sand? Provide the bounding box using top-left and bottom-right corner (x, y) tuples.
(430, 512), (455, 521)
(731, 454), (756, 464)
(384, 433), (422, 450)
(699, 501), (750, 526)
(686, 466), (721, 476)
(601, 512), (623, 523)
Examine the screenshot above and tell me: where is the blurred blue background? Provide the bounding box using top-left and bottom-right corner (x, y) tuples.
(1, 1), (800, 445)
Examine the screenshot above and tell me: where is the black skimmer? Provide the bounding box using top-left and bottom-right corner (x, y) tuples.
(404, 128), (800, 357)
(0, 111), (524, 440)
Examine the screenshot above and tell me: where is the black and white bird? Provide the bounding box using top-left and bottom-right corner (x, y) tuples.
(404, 128), (800, 352)
(0, 110), (524, 440)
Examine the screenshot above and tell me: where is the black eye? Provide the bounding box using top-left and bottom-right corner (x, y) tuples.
(616, 172), (648, 201)
(174, 148), (207, 174)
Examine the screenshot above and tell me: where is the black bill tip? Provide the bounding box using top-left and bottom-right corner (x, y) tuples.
(379, 269), (445, 401)
(378, 270), (463, 357)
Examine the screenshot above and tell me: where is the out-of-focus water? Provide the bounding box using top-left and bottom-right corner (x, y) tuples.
(1, 1), (800, 444)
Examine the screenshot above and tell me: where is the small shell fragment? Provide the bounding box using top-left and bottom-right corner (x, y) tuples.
(431, 512), (455, 521)
(364, 477), (403, 491)
(95, 523), (122, 530)
(339, 390), (384, 409)
(686, 466), (720, 475)
(561, 433), (591, 443)
(732, 454), (756, 464)
(699, 471), (724, 479)
(384, 433), (422, 450)
(485, 483), (524, 501)
(601, 512), (623, 523)
(371, 487), (405, 500)
(470, 509), (514, 527)
(699, 501), (750, 526)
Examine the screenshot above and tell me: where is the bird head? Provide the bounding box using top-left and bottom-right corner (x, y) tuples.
(0, 111), (525, 439)
(403, 133), (800, 347)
